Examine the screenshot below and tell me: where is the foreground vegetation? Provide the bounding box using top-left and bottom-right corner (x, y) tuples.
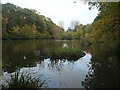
(2, 70), (47, 89)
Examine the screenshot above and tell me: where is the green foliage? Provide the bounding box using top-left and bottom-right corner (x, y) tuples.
(38, 31), (52, 39)
(61, 31), (74, 40)
(2, 30), (9, 39)
(45, 18), (62, 39)
(42, 47), (85, 59)
(90, 2), (120, 44)
(70, 2), (120, 45)
(2, 70), (47, 89)
(2, 3), (62, 40)
(81, 2), (120, 88)
(2, 2), (119, 42)
(63, 24), (92, 40)
(54, 47), (82, 56)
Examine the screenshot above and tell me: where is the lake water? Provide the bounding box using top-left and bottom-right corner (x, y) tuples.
(2, 40), (118, 88)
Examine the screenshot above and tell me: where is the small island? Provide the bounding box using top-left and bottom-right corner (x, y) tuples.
(34, 47), (86, 60)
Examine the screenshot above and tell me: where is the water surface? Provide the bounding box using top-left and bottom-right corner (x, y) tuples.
(2, 40), (118, 88)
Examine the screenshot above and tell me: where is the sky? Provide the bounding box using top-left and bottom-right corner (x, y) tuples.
(1, 0), (99, 30)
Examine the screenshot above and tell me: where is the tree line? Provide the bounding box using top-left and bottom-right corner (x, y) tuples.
(2, 2), (120, 46)
(2, 3), (63, 39)
(63, 2), (120, 46)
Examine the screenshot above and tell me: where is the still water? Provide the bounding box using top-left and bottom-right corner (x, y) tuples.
(2, 40), (118, 88)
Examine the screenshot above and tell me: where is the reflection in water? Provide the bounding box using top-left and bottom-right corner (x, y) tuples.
(2, 40), (118, 88)
(2, 40), (85, 73)
(82, 43), (118, 88)
(63, 43), (68, 47)
(19, 53), (92, 88)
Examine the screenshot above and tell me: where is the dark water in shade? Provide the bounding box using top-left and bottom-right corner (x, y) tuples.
(2, 40), (118, 88)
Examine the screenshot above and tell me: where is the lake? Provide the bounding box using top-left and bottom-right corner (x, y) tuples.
(1, 40), (118, 88)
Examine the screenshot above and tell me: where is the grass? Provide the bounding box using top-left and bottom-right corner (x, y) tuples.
(53, 47), (85, 59)
(37, 47), (85, 59)
(54, 47), (81, 56)
(2, 69), (47, 89)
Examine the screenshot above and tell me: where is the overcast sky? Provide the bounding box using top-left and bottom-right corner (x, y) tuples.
(2, 0), (99, 30)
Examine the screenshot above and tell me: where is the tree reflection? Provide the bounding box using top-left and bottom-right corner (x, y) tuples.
(2, 40), (85, 73)
(82, 43), (118, 88)
(2, 40), (119, 88)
